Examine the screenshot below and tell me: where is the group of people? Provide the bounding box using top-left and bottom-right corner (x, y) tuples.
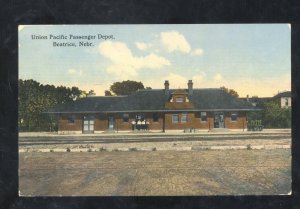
(131, 120), (149, 130)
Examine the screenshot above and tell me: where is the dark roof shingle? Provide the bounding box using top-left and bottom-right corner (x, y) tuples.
(273, 91), (291, 98)
(47, 88), (257, 113)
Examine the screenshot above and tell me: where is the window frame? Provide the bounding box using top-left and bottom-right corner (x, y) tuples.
(200, 112), (207, 122)
(230, 112), (238, 122)
(153, 113), (159, 122)
(68, 115), (76, 124)
(172, 114), (179, 123)
(285, 98), (289, 107)
(181, 112), (188, 123)
(83, 115), (95, 132)
(175, 96), (184, 103)
(122, 113), (129, 122)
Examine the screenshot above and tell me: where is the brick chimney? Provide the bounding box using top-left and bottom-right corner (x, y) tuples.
(164, 80), (170, 95)
(188, 80), (193, 95)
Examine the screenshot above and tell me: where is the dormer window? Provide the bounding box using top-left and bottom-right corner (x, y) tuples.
(175, 97), (184, 103)
(165, 88), (194, 109)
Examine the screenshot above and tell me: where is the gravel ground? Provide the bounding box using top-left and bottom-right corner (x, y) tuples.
(19, 149), (291, 196)
(19, 131), (291, 196)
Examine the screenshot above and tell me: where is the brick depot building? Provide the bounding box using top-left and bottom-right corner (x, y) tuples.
(48, 80), (257, 134)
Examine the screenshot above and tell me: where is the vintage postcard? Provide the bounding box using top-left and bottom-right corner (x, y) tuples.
(18, 24), (291, 196)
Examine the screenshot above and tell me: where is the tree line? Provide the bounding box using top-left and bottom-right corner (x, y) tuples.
(19, 79), (89, 131)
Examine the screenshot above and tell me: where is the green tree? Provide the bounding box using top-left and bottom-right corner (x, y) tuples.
(247, 100), (291, 129)
(104, 90), (112, 96)
(261, 101), (291, 128)
(87, 90), (96, 96)
(220, 86), (239, 97)
(19, 79), (86, 132)
(70, 87), (82, 100)
(110, 80), (145, 95)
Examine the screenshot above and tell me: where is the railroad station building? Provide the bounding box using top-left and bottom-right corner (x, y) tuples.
(47, 80), (257, 134)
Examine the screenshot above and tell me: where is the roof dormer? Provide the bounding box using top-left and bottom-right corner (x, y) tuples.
(165, 89), (194, 109)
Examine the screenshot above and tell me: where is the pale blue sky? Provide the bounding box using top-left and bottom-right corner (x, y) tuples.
(19, 24), (291, 97)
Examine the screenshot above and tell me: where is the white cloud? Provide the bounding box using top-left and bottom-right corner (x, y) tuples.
(105, 65), (138, 80)
(135, 42), (150, 50)
(136, 53), (170, 69)
(191, 48), (204, 56)
(68, 68), (83, 76)
(98, 41), (170, 80)
(99, 41), (133, 64)
(164, 73), (188, 88)
(160, 31), (191, 53)
(213, 73), (223, 81)
(192, 72), (206, 84)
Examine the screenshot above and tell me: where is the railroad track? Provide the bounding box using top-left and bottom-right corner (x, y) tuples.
(19, 133), (291, 146)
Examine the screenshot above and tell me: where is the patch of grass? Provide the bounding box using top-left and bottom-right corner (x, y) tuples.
(113, 148), (119, 152)
(152, 147), (157, 151)
(66, 148), (71, 152)
(129, 147), (138, 152)
(87, 148), (92, 152)
(247, 144), (252, 150)
(49, 149), (54, 152)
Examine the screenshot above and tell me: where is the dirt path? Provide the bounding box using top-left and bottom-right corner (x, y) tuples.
(19, 149), (291, 196)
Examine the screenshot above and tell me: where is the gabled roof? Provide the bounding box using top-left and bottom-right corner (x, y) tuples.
(273, 91), (291, 98)
(47, 88), (258, 113)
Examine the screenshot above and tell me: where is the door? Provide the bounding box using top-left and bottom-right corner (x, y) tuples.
(108, 116), (114, 129)
(83, 116), (94, 133)
(214, 112), (225, 128)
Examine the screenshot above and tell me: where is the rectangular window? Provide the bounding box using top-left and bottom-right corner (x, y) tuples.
(200, 112), (207, 122)
(122, 113), (129, 122)
(172, 114), (179, 123)
(153, 113), (159, 122)
(285, 98), (289, 107)
(231, 112), (238, 121)
(181, 113), (187, 123)
(68, 115), (75, 124)
(83, 116), (95, 132)
(175, 97), (184, 102)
